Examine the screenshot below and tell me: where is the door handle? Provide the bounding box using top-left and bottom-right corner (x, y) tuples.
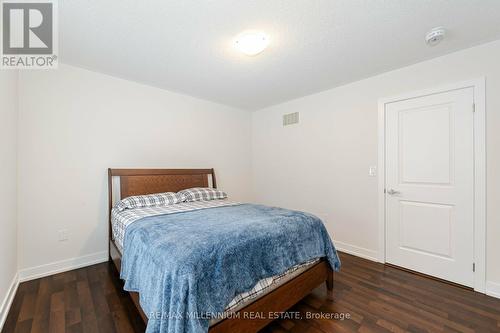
(387, 189), (400, 195)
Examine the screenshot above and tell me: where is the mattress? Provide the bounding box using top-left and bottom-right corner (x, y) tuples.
(111, 199), (242, 253)
(111, 200), (321, 317)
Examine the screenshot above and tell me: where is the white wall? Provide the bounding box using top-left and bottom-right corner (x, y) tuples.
(0, 71), (18, 327)
(17, 64), (252, 277)
(11, 41), (500, 297)
(252, 40), (500, 287)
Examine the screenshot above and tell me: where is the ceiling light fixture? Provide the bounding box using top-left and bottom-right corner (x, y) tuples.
(234, 31), (270, 56)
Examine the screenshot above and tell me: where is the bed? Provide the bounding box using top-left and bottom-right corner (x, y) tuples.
(108, 168), (339, 333)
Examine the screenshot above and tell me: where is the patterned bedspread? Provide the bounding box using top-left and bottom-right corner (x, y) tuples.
(111, 199), (241, 252)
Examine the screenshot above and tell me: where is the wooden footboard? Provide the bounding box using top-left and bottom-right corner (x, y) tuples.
(209, 257), (333, 333)
(110, 239), (333, 333)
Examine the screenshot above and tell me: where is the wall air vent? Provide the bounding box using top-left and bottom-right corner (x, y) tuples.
(283, 112), (299, 126)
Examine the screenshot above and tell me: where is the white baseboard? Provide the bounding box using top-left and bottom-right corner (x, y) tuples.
(334, 240), (379, 262)
(0, 272), (19, 331)
(486, 281), (500, 299)
(18, 251), (108, 283)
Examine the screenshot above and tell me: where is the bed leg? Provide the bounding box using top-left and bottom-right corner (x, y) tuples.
(326, 268), (334, 300)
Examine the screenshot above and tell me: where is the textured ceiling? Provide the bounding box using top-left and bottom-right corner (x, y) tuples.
(60, 0), (500, 110)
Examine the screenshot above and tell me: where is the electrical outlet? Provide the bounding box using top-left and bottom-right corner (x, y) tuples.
(58, 229), (68, 241)
(369, 165), (377, 177)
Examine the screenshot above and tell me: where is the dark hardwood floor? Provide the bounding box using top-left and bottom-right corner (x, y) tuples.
(3, 252), (500, 333)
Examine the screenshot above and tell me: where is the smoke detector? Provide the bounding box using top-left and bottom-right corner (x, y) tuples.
(425, 27), (446, 46)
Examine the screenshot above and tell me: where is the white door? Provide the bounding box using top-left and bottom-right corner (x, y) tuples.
(385, 87), (475, 287)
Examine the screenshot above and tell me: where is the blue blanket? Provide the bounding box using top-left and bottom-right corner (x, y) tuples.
(120, 204), (340, 333)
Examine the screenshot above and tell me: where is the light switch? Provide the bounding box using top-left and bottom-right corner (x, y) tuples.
(58, 229), (69, 241)
(369, 165), (377, 177)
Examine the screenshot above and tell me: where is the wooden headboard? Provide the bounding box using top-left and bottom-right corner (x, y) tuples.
(108, 168), (216, 198)
(107, 168), (216, 241)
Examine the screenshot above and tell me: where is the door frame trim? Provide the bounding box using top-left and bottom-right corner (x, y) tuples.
(377, 78), (486, 292)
